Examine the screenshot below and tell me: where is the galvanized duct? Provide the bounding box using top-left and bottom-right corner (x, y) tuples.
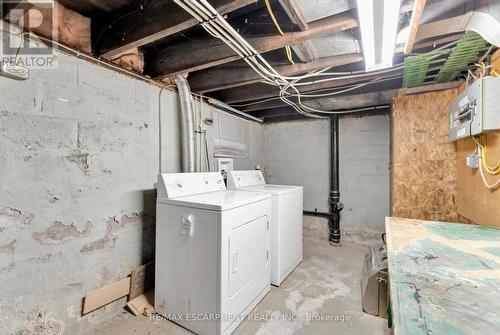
(175, 75), (196, 172)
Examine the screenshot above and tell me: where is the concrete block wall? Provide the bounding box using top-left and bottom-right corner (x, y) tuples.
(262, 114), (390, 237)
(0, 36), (264, 334)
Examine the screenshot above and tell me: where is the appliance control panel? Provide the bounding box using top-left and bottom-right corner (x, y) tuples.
(227, 170), (266, 188)
(158, 172), (226, 198)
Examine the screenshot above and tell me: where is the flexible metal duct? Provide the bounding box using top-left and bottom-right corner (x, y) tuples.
(175, 75), (196, 172)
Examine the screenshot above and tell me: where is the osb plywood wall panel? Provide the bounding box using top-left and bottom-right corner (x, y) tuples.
(456, 134), (500, 227)
(455, 50), (500, 227)
(392, 90), (462, 222)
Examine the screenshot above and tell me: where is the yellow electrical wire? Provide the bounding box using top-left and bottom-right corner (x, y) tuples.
(264, 0), (295, 65)
(473, 135), (500, 175)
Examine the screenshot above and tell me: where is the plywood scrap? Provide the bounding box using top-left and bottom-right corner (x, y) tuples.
(129, 261), (155, 300)
(108, 48), (145, 74)
(127, 290), (155, 317)
(82, 277), (130, 315)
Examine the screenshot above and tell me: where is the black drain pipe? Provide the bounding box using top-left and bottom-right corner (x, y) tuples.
(303, 115), (343, 244)
(329, 115), (343, 244)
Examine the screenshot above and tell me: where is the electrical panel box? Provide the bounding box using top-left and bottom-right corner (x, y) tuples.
(449, 76), (500, 141)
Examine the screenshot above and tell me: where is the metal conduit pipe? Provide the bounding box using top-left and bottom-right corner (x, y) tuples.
(175, 75), (196, 172)
(329, 114), (343, 244)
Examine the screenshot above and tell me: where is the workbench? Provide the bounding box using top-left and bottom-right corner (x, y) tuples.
(386, 217), (500, 335)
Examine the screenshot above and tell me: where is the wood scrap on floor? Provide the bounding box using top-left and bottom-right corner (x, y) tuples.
(82, 277), (131, 315)
(127, 290), (154, 317)
(129, 261), (155, 300)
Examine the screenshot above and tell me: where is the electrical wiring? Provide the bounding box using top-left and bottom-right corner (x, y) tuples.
(264, 0), (295, 65)
(471, 135), (500, 191)
(174, 0), (405, 117)
(479, 158), (500, 191)
(229, 74), (404, 107)
(473, 136), (500, 174)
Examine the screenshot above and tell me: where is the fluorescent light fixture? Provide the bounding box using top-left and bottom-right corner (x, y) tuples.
(356, 0), (402, 71)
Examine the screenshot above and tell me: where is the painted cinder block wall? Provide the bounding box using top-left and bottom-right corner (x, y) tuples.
(262, 114), (391, 237)
(0, 38), (264, 334)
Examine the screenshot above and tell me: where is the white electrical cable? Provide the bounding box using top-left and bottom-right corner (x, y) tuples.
(175, 0), (403, 118)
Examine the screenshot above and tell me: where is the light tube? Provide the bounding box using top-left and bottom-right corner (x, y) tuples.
(356, 0), (402, 71)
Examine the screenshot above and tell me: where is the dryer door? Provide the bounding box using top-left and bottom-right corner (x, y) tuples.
(219, 198), (271, 335)
(228, 215), (269, 296)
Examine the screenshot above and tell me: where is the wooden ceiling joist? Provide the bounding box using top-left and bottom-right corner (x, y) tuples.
(404, 0), (427, 55)
(238, 80), (402, 112)
(95, 0), (259, 58)
(292, 41), (320, 63)
(150, 12), (358, 79)
(218, 32), (463, 106)
(279, 0), (309, 31)
(221, 67), (404, 106)
(190, 53), (364, 93)
(278, 0), (318, 63)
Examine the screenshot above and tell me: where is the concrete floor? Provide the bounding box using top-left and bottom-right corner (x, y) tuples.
(94, 220), (389, 335)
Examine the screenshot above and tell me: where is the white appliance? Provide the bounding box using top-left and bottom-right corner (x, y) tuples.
(216, 158), (234, 173)
(227, 170), (303, 286)
(155, 172), (272, 335)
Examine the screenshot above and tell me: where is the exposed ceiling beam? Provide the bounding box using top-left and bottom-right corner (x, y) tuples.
(223, 67), (403, 107)
(151, 12), (358, 79)
(302, 89), (398, 110)
(94, 0), (259, 58)
(415, 12), (471, 43)
(239, 79), (402, 112)
(404, 0), (427, 54)
(219, 33), (462, 104)
(279, 0), (308, 30)
(189, 4), (449, 93)
(292, 41), (319, 63)
(257, 105), (391, 123)
(279, 0), (318, 63)
(190, 53), (364, 93)
(150, 1), (419, 79)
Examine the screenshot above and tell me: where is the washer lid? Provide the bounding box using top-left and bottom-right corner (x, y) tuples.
(237, 184), (303, 196)
(157, 190), (271, 211)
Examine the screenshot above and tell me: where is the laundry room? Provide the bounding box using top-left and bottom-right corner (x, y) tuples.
(1, 1), (499, 335)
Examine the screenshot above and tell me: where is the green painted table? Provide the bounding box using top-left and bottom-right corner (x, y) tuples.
(386, 217), (500, 335)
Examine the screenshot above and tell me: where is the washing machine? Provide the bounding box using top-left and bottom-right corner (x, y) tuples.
(155, 172), (271, 335)
(227, 170), (303, 286)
